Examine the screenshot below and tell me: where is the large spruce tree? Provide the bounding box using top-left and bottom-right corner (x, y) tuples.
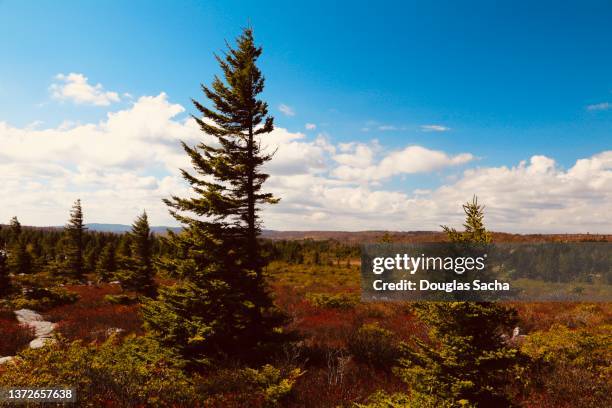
(116, 211), (156, 297)
(64, 199), (86, 280)
(396, 197), (520, 407)
(142, 28), (285, 364)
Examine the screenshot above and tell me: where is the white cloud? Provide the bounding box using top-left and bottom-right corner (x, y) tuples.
(421, 124), (450, 132)
(262, 129), (332, 176)
(25, 120), (44, 130)
(305, 123), (316, 130)
(0, 93), (201, 225)
(331, 144), (473, 182)
(378, 125), (397, 131)
(50, 73), (121, 106)
(2, 87), (611, 233)
(586, 102), (610, 111)
(265, 150), (612, 233)
(278, 104), (295, 116)
(426, 152), (612, 233)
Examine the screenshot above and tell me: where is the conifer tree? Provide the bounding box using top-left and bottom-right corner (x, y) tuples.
(9, 216), (21, 242)
(5, 217), (32, 276)
(313, 250), (321, 265)
(117, 211), (156, 297)
(64, 199), (86, 280)
(0, 251), (9, 296)
(84, 246), (99, 274)
(442, 196), (492, 244)
(96, 242), (117, 282)
(142, 28), (285, 363)
(396, 197), (520, 407)
(0, 226), (11, 296)
(380, 232), (394, 243)
(8, 240), (33, 275)
(117, 235), (132, 258)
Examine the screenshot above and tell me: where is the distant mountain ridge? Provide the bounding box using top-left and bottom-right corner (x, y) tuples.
(84, 223), (182, 234)
(2, 224), (608, 242)
(0, 223), (180, 235)
(82, 225), (444, 241)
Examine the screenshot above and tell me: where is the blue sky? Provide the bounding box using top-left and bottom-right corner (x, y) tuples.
(0, 0), (611, 232)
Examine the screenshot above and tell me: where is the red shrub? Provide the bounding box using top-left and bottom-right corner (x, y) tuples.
(378, 307), (425, 343)
(0, 310), (35, 356)
(512, 302), (612, 332)
(289, 301), (359, 349)
(44, 284), (143, 343)
(289, 363), (405, 407)
(53, 304), (142, 342)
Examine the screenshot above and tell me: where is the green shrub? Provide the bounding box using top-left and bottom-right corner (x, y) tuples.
(10, 286), (79, 311)
(522, 323), (611, 366)
(12, 272), (66, 288)
(0, 334), (196, 407)
(241, 364), (304, 406)
(356, 390), (473, 408)
(104, 294), (138, 305)
(199, 364), (304, 407)
(347, 323), (399, 369)
(306, 292), (358, 309)
(0, 333), (304, 407)
(521, 324), (612, 407)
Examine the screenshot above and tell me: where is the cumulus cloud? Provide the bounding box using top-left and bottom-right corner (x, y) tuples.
(50, 73), (120, 106)
(305, 123), (316, 130)
(0, 93), (201, 225)
(331, 144), (473, 182)
(1, 88), (610, 233)
(427, 152), (612, 233)
(265, 150), (612, 233)
(278, 104), (295, 116)
(333, 143), (376, 168)
(421, 124), (450, 132)
(586, 102), (610, 111)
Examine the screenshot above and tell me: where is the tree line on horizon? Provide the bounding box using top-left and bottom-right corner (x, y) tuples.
(0, 208), (361, 298)
(0, 204), (157, 297)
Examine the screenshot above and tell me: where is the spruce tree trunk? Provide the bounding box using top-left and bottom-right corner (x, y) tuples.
(247, 125), (257, 273)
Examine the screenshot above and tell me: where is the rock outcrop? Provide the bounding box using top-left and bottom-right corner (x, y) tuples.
(14, 309), (56, 349)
